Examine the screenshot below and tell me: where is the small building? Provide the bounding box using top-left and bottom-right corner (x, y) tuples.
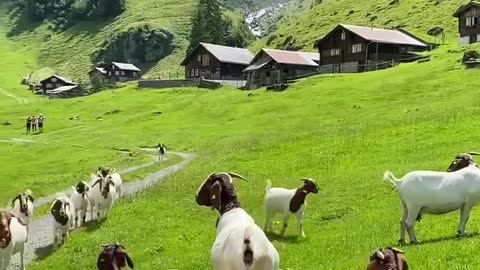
(180, 42), (254, 81)
(243, 49), (319, 89)
(103, 62), (141, 82)
(314, 24), (429, 74)
(453, 1), (480, 45)
(39, 75), (76, 94)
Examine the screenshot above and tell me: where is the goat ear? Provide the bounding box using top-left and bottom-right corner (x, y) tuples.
(195, 174), (216, 206)
(28, 195), (34, 203)
(210, 181), (222, 210)
(125, 254), (134, 268)
(11, 195), (20, 207)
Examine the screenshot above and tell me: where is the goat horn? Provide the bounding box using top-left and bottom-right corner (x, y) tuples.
(390, 247), (405, 254)
(376, 250), (385, 260)
(227, 172), (248, 182)
(467, 152), (480, 156)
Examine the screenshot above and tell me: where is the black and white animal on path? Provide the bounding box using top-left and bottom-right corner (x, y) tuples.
(158, 143), (166, 162)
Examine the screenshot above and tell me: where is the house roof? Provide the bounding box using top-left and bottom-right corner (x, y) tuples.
(181, 43), (254, 66)
(40, 75), (76, 85)
(340, 24), (428, 47)
(111, 62), (141, 72)
(48, 85), (78, 94)
(453, 1), (480, 17)
(91, 67), (107, 74)
(244, 49), (319, 72)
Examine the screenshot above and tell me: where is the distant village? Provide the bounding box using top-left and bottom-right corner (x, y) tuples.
(21, 1), (480, 98)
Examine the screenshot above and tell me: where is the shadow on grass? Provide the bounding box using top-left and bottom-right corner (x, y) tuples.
(34, 243), (55, 261)
(265, 232), (306, 244)
(396, 232), (480, 247)
(84, 219), (107, 233)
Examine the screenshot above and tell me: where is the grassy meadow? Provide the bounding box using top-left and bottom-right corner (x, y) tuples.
(0, 35), (479, 269)
(3, 0), (480, 268)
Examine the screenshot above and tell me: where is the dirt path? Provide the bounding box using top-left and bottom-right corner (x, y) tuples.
(0, 88), (28, 104)
(7, 150), (196, 269)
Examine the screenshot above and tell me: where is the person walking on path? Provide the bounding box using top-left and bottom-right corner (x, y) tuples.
(31, 115), (38, 133)
(38, 114), (45, 132)
(26, 116), (32, 134)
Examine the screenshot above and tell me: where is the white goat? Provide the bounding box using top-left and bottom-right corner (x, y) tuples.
(88, 174), (115, 221)
(10, 190), (34, 226)
(50, 196), (74, 250)
(69, 181), (90, 227)
(0, 211), (28, 270)
(384, 165), (480, 244)
(264, 178), (319, 238)
(196, 172), (280, 270)
(105, 172), (123, 201)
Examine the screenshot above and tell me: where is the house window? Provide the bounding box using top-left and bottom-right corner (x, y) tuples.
(283, 68), (288, 73)
(121, 71), (125, 76)
(198, 55), (202, 61)
(115, 71), (120, 75)
(133, 72), (137, 77)
(466, 17), (478, 27)
(330, 48), (340, 56)
(190, 69), (195, 77)
(266, 71), (270, 77)
(108, 71), (112, 76)
(46, 83), (52, 88)
(352, 44), (363, 53)
(202, 54), (210, 66)
(51, 77), (57, 82)
(195, 69), (199, 76)
(341, 31), (346, 40)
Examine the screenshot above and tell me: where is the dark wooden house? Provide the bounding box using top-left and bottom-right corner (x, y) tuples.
(181, 42), (254, 81)
(315, 24), (428, 74)
(39, 75), (76, 94)
(453, 1), (480, 45)
(244, 49), (319, 89)
(103, 62), (141, 82)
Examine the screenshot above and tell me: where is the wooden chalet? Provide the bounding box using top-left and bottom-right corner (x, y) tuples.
(453, 1), (480, 45)
(243, 49), (319, 89)
(315, 24), (429, 74)
(103, 62), (141, 82)
(181, 42), (254, 81)
(39, 75), (76, 94)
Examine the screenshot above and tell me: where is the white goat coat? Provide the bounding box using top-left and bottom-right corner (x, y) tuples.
(51, 197), (75, 249)
(87, 177), (115, 221)
(265, 188), (305, 215)
(212, 208), (279, 270)
(69, 188), (89, 227)
(0, 217), (28, 270)
(387, 167), (480, 214)
(108, 173), (123, 200)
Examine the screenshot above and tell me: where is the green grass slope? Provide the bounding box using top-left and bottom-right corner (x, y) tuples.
(6, 0), (196, 82)
(255, 0), (467, 51)
(1, 37), (480, 268)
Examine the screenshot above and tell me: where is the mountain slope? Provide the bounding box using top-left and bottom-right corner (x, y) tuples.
(5, 0), (254, 83)
(255, 0), (466, 51)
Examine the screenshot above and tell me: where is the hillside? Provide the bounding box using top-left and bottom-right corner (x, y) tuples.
(254, 0), (467, 51)
(3, 0), (253, 83)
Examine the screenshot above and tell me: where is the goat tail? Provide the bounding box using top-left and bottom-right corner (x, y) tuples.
(243, 226), (255, 267)
(383, 171), (400, 187)
(265, 180), (272, 193)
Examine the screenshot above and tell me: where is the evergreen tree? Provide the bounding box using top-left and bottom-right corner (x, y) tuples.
(187, 0), (227, 52)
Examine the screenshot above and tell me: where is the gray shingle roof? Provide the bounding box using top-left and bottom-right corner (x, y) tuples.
(182, 43), (254, 65)
(111, 62), (141, 72)
(40, 75), (76, 85)
(340, 24), (428, 47)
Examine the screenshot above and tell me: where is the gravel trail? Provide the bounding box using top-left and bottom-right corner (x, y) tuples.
(7, 150), (195, 269)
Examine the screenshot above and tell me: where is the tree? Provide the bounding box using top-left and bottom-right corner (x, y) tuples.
(187, 0), (228, 52)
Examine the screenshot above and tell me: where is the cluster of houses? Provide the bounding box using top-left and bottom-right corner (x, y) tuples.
(22, 1), (480, 97)
(181, 24), (430, 90)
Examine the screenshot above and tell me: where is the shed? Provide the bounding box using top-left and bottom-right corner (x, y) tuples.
(39, 75), (76, 94)
(103, 62), (141, 82)
(453, 1), (480, 45)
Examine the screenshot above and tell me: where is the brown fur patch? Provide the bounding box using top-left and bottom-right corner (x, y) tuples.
(367, 248), (408, 270)
(288, 179), (319, 213)
(0, 211), (12, 249)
